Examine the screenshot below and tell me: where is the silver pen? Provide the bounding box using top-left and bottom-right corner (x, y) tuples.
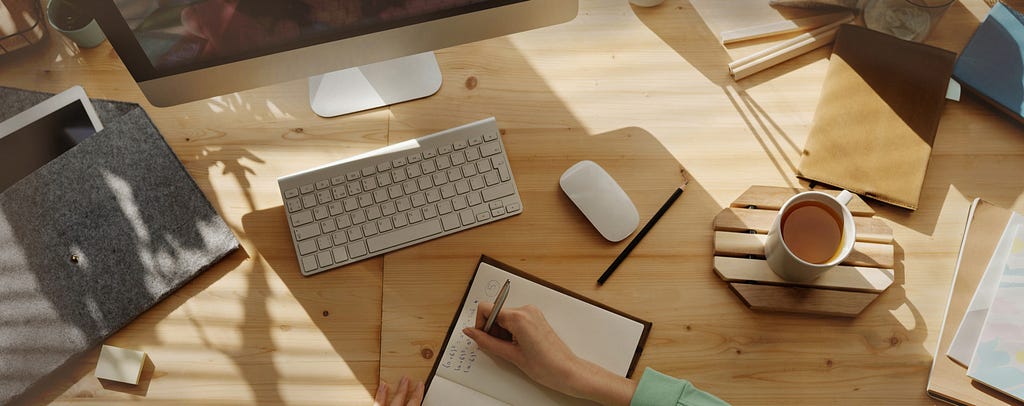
(483, 279), (510, 334)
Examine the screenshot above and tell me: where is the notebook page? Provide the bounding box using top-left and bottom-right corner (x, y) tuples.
(432, 261), (646, 406)
(423, 376), (509, 406)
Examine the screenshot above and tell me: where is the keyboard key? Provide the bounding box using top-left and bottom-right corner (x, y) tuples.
(298, 240), (318, 255)
(408, 210), (423, 223)
(378, 218), (393, 232)
(404, 181), (419, 195)
(331, 176), (345, 185)
(317, 235), (332, 250)
(470, 176), (485, 190)
(317, 251), (334, 267)
(407, 165), (422, 178)
(332, 186), (347, 200)
(302, 195), (317, 208)
(348, 241), (368, 258)
(423, 149), (437, 159)
(417, 177), (432, 191)
(373, 189), (389, 203)
(438, 201), (453, 215)
(451, 151), (466, 166)
(408, 153), (422, 163)
(469, 135), (483, 145)
(480, 142), (501, 157)
(382, 202), (397, 216)
(422, 205), (438, 219)
(367, 206), (382, 220)
(436, 156), (451, 170)
(317, 190), (332, 204)
(331, 247), (348, 263)
(441, 213), (460, 231)
(337, 214), (352, 229)
(475, 211), (491, 222)
(366, 219), (443, 253)
(302, 255), (319, 272)
(393, 215), (408, 228)
(321, 220), (337, 233)
(295, 224), (321, 240)
(348, 227), (364, 240)
(392, 169), (408, 182)
(411, 193), (427, 207)
(359, 194), (374, 207)
(460, 210), (476, 226)
(468, 192), (483, 206)
(497, 165), (511, 182)
(483, 131), (498, 141)
(483, 183), (515, 201)
(352, 210), (367, 224)
(300, 184), (315, 194)
(454, 141), (467, 150)
(343, 198), (359, 212)
(465, 147), (481, 161)
(377, 173), (392, 187)
(426, 190), (441, 203)
(313, 206), (328, 220)
(333, 232), (348, 245)
(506, 202), (521, 213)
(362, 178), (378, 191)
(432, 172), (448, 185)
(284, 188), (299, 198)
(287, 198), (303, 213)
(316, 180), (330, 190)
(328, 202), (344, 216)
(392, 157), (408, 167)
(492, 207), (507, 217)
(377, 161), (392, 172)
(453, 196), (468, 211)
(447, 168), (463, 181)
(363, 222), (379, 236)
(438, 145), (453, 154)
(389, 185), (404, 199)
(455, 180), (471, 195)
(440, 185), (456, 199)
(347, 183), (362, 195)
(347, 171), (360, 181)
(421, 160), (437, 174)
(397, 197), (412, 212)
(489, 201), (503, 210)
(462, 165), (477, 178)
(362, 167), (375, 176)
(484, 171), (499, 186)
(476, 159), (492, 173)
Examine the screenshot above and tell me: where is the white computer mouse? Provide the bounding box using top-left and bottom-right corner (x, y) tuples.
(559, 160), (640, 242)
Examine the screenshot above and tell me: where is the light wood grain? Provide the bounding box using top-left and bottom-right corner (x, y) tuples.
(714, 256), (894, 293)
(731, 185), (876, 216)
(0, 0), (1021, 404)
(729, 283), (881, 317)
(714, 231), (896, 268)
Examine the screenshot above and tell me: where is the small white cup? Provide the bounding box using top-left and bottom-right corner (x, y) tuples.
(630, 0), (665, 7)
(765, 190), (856, 282)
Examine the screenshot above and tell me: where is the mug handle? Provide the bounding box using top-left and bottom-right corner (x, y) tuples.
(836, 190), (854, 206)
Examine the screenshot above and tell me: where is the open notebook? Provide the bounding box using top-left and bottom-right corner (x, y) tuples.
(423, 256), (651, 406)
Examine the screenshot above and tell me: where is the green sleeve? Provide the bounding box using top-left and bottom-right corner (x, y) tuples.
(629, 368), (730, 406)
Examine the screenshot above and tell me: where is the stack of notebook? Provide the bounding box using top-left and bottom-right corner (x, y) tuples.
(928, 199), (1024, 405)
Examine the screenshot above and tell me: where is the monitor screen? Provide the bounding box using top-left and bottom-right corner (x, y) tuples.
(112, 0), (522, 74)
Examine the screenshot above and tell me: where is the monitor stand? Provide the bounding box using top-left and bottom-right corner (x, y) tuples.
(308, 52), (443, 118)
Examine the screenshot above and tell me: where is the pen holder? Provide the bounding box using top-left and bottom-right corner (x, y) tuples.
(711, 186), (896, 317)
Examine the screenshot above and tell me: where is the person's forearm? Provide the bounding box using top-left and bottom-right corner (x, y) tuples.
(566, 359), (637, 406)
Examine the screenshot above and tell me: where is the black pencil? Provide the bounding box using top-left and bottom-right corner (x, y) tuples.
(597, 179), (688, 285)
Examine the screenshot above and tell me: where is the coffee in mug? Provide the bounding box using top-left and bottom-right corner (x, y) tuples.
(765, 190), (856, 282)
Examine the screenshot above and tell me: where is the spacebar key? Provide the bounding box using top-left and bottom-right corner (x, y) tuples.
(367, 219), (443, 253)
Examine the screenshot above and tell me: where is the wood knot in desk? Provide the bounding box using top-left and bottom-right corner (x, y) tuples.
(420, 348), (434, 360)
(465, 76), (477, 90)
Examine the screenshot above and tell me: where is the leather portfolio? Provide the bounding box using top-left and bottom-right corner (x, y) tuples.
(797, 24), (957, 210)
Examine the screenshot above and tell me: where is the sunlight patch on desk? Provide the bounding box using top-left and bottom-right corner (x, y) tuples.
(890, 302), (918, 332)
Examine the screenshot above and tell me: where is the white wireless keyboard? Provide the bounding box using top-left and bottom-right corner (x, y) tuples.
(278, 117), (523, 276)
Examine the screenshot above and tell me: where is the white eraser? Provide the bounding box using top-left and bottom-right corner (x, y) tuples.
(95, 345), (146, 385)
(946, 78), (962, 101)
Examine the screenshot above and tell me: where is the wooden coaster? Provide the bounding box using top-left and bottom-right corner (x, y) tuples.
(713, 186), (895, 317)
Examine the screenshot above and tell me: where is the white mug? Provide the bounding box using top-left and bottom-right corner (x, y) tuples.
(765, 190), (856, 282)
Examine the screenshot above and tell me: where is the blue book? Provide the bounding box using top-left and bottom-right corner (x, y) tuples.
(953, 2), (1024, 124)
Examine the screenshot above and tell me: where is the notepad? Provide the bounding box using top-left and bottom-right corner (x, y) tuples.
(423, 257), (651, 406)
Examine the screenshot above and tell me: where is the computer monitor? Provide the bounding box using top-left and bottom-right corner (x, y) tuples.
(91, 1), (578, 117)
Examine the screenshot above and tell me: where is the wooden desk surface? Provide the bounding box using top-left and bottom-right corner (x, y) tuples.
(2, 0), (1023, 404)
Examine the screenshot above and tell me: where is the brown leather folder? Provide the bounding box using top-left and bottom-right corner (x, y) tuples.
(797, 24), (957, 210)
(927, 200), (1021, 405)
